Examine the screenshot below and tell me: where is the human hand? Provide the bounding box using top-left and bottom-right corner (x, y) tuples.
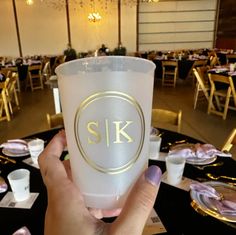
(39, 130), (162, 235)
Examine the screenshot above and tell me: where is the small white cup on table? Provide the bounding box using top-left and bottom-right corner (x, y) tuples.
(229, 63), (235, 72)
(149, 135), (162, 160)
(7, 169), (30, 202)
(28, 139), (44, 165)
(165, 155), (186, 185)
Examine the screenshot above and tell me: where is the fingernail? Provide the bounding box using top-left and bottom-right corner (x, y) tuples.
(145, 165), (162, 186)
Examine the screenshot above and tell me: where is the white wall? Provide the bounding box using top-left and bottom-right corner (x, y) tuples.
(138, 0), (217, 51)
(0, 0), (19, 57)
(0, 0), (136, 57)
(16, 0), (68, 56)
(0, 0), (217, 57)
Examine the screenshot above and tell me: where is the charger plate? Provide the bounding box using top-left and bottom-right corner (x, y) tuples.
(2, 148), (29, 157)
(190, 181), (236, 223)
(186, 156), (217, 165)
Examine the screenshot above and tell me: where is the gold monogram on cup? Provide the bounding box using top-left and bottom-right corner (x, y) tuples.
(74, 91), (145, 174)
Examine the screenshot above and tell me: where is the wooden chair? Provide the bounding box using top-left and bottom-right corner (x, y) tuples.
(42, 61), (51, 82)
(151, 108), (182, 133)
(162, 60), (178, 87)
(209, 55), (221, 68)
(28, 64), (43, 91)
(226, 54), (236, 64)
(221, 128), (236, 152)
(46, 113), (64, 129)
(193, 67), (211, 109)
(187, 59), (208, 85)
(207, 73), (236, 120)
(5, 73), (20, 115)
(0, 79), (11, 121)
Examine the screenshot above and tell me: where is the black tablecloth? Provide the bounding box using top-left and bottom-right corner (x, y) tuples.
(153, 59), (194, 80)
(0, 128), (236, 235)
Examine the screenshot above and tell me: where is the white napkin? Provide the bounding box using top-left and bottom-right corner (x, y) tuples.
(169, 143), (231, 160)
(190, 182), (236, 215)
(0, 139), (29, 153)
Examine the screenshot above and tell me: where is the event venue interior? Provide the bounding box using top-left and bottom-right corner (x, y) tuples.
(1, 1), (236, 235)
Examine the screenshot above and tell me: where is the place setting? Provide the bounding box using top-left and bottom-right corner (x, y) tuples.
(0, 138), (45, 169)
(0, 139), (29, 157)
(0, 168), (39, 209)
(189, 181), (236, 224)
(168, 143), (232, 165)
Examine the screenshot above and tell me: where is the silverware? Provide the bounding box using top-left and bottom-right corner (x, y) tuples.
(193, 161), (224, 170)
(168, 139), (188, 146)
(197, 177), (236, 186)
(206, 173), (236, 181)
(162, 139), (188, 150)
(0, 155), (16, 164)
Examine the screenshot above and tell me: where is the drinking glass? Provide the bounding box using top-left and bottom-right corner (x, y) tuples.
(56, 56), (155, 209)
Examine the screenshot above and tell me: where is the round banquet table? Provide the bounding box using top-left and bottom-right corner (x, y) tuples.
(0, 127), (235, 235)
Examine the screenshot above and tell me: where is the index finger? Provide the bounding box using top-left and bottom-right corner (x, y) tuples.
(38, 130), (67, 187)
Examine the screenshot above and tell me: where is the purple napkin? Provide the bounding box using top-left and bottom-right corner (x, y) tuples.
(12, 226), (31, 235)
(169, 143), (231, 159)
(150, 127), (159, 136)
(0, 177), (8, 193)
(0, 139), (28, 153)
(190, 182), (236, 215)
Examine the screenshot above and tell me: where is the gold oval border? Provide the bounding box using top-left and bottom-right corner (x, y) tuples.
(74, 91), (145, 174)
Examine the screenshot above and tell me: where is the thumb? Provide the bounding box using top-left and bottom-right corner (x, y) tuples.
(111, 165), (162, 235)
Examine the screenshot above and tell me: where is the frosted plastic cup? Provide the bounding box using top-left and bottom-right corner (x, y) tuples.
(149, 136), (162, 159)
(229, 63), (235, 72)
(165, 155), (186, 185)
(56, 56), (155, 209)
(28, 139), (44, 165)
(7, 169), (30, 202)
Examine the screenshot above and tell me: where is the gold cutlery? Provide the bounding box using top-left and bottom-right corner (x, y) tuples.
(206, 173), (236, 181)
(194, 161), (224, 170)
(162, 139), (188, 150)
(168, 139), (187, 146)
(0, 155), (16, 164)
(196, 177), (236, 186)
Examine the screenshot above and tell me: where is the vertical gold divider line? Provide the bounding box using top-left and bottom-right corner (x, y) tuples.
(105, 119), (110, 147)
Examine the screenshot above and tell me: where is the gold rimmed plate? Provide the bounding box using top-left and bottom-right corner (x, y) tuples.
(190, 181), (236, 223)
(2, 148), (29, 157)
(186, 155), (217, 165)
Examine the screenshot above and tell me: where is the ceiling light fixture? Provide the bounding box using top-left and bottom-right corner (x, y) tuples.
(26, 0), (34, 5)
(88, 12), (102, 22)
